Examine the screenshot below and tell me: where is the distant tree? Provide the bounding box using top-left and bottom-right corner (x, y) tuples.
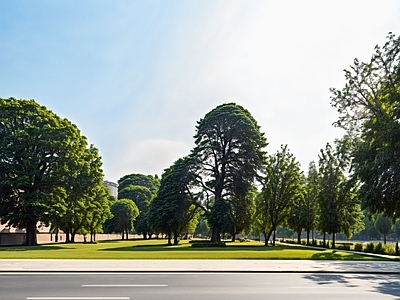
(118, 173), (160, 195)
(117, 173), (159, 239)
(393, 219), (400, 240)
(194, 215), (210, 237)
(303, 161), (319, 244)
(191, 103), (267, 242)
(374, 214), (392, 244)
(286, 178), (306, 244)
(0, 98), (98, 246)
(149, 157), (200, 245)
(256, 145), (303, 246)
(85, 185), (113, 242)
(318, 136), (364, 248)
(109, 199), (139, 240)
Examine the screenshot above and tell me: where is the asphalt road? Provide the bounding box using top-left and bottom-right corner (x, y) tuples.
(1, 272), (400, 300)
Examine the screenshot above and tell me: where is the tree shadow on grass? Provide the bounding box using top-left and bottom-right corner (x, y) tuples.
(311, 251), (387, 261)
(101, 245), (321, 252)
(0, 245), (75, 251)
(303, 273), (400, 299)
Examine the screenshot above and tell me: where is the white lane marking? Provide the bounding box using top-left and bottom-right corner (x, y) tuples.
(27, 297), (129, 300)
(82, 284), (167, 287)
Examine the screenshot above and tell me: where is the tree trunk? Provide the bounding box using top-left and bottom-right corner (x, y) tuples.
(24, 217), (38, 246)
(231, 230), (236, 242)
(332, 232), (336, 249)
(323, 232), (326, 247)
(211, 225), (221, 242)
(306, 230), (310, 245)
(297, 230), (301, 244)
(384, 234), (387, 244)
(173, 230), (179, 245)
(272, 229), (276, 246)
(167, 230), (172, 245)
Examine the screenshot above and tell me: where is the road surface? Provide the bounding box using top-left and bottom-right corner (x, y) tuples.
(1, 272), (400, 300)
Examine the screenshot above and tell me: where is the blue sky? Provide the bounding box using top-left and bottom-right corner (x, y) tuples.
(2, 1), (400, 183)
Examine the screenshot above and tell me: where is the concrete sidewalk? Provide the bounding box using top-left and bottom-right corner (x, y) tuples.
(1, 259), (400, 273)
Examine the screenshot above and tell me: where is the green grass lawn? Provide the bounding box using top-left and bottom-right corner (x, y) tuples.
(0, 239), (389, 260)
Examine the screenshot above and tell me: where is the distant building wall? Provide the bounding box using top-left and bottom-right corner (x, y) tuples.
(103, 180), (118, 198)
(0, 233), (142, 246)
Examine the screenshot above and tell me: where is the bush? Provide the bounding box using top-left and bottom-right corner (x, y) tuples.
(311, 239), (318, 246)
(365, 242), (375, 253)
(337, 244), (350, 250)
(383, 244), (395, 255)
(374, 242), (384, 254)
(354, 243), (363, 252)
(191, 241), (226, 248)
(301, 240), (307, 245)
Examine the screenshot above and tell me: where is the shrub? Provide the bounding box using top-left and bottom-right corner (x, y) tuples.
(374, 242), (384, 254)
(191, 241), (226, 248)
(337, 244), (350, 250)
(382, 244), (395, 255)
(311, 239), (318, 246)
(365, 242), (375, 253)
(301, 240), (307, 245)
(354, 243), (363, 252)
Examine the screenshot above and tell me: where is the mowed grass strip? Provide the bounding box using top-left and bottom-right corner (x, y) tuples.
(0, 239), (387, 260)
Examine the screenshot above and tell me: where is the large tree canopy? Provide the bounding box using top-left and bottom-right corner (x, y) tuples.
(192, 103), (267, 242)
(0, 98), (104, 245)
(330, 33), (400, 219)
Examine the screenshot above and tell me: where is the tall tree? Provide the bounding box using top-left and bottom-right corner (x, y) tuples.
(256, 145), (303, 246)
(192, 103), (267, 242)
(330, 32), (400, 219)
(318, 137), (363, 248)
(0, 98), (94, 245)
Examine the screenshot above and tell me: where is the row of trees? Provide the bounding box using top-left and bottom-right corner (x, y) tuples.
(146, 33), (400, 247)
(2, 33), (400, 247)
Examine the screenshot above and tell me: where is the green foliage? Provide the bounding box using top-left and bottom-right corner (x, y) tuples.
(192, 103), (267, 242)
(148, 157), (200, 245)
(354, 243), (363, 252)
(0, 98), (106, 246)
(374, 242), (384, 254)
(190, 241), (226, 247)
(318, 136), (364, 247)
(374, 214), (393, 244)
(365, 242), (375, 253)
(107, 199), (139, 239)
(256, 145), (303, 245)
(117, 173), (159, 239)
(337, 244), (351, 250)
(331, 33), (400, 218)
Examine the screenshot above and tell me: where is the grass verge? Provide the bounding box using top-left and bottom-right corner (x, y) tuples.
(0, 239), (389, 260)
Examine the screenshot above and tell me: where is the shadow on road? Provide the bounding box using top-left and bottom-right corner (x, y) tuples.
(303, 273), (400, 299)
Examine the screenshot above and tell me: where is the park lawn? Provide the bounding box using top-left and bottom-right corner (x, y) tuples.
(0, 239), (388, 260)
